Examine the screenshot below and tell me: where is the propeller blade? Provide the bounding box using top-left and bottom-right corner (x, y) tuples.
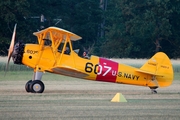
(5, 24), (17, 73)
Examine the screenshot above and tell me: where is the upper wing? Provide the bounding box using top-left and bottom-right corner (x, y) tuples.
(33, 27), (82, 52)
(33, 27), (82, 41)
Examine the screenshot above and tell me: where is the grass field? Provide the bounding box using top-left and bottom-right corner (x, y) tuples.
(0, 57), (180, 120)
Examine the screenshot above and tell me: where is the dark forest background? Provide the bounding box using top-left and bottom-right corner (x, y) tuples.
(1, 0), (180, 58)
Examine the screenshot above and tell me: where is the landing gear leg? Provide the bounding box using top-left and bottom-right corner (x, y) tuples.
(25, 71), (45, 93)
(149, 76), (158, 94)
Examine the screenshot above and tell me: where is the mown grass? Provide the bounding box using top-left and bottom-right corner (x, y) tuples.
(0, 58), (180, 120)
(1, 61), (180, 72)
(1, 71), (78, 81)
(0, 63), (30, 71)
(1, 57), (180, 80)
(0, 72), (180, 120)
(1, 56), (180, 69)
(1, 71), (180, 82)
(0, 59), (180, 83)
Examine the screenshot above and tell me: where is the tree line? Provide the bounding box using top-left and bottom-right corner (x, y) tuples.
(0, 0), (180, 58)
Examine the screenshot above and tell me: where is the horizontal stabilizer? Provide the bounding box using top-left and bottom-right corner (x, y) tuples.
(136, 69), (163, 76)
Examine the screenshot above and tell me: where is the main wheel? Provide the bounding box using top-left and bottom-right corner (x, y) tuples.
(30, 80), (45, 93)
(25, 80), (32, 92)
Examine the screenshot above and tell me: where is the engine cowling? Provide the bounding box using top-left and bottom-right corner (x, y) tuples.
(12, 41), (25, 64)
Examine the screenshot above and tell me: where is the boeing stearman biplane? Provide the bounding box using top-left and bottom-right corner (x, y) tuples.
(6, 24), (174, 93)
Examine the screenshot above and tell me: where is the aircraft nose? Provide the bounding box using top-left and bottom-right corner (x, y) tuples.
(12, 41), (25, 64)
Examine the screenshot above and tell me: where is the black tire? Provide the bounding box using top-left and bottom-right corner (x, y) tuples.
(25, 80), (32, 92)
(30, 80), (45, 93)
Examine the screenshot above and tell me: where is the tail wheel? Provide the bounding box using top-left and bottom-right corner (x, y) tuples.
(149, 87), (158, 94)
(25, 80), (32, 92)
(30, 80), (45, 93)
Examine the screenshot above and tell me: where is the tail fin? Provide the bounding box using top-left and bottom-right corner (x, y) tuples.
(137, 52), (174, 87)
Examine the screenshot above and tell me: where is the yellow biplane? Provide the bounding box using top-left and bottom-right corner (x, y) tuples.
(6, 24), (174, 93)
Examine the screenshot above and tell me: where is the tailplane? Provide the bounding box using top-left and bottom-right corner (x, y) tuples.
(136, 52), (174, 87)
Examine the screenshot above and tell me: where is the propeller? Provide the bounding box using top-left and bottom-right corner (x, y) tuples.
(5, 24), (17, 73)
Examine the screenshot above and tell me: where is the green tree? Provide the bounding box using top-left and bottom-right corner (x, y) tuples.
(1, 0), (180, 58)
(0, 0), (30, 55)
(101, 0), (180, 58)
(100, 0), (134, 58)
(59, 0), (103, 54)
(167, 0), (180, 58)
